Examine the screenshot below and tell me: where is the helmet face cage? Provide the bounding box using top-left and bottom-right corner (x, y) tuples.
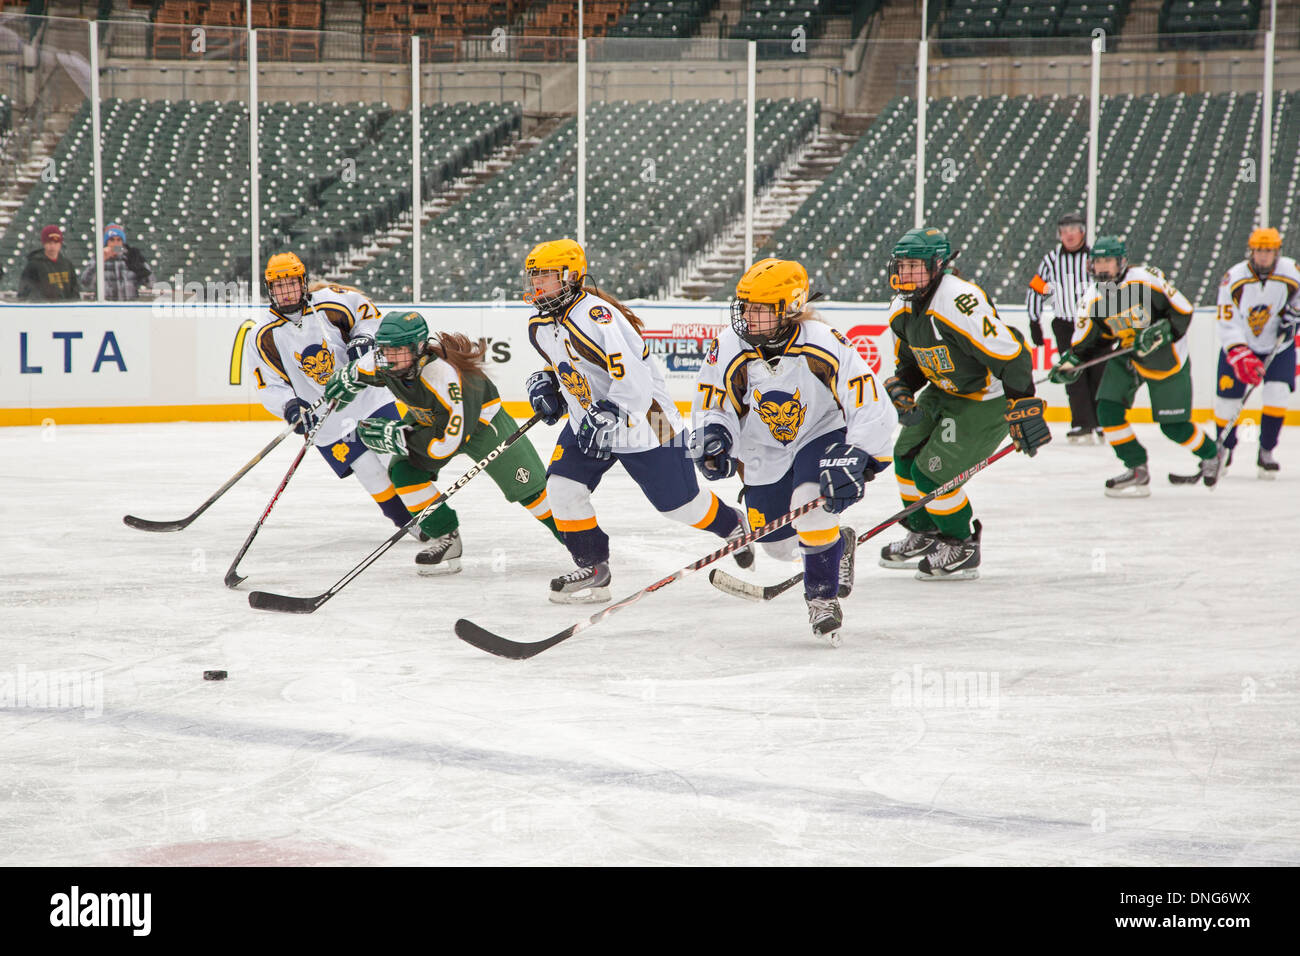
(730, 296), (794, 348)
(374, 341), (421, 378)
(888, 254), (944, 302)
(266, 274), (308, 314)
(1088, 256), (1125, 286)
(525, 265), (582, 313)
(1248, 231), (1281, 276)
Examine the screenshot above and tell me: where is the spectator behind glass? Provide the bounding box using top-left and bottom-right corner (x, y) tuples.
(81, 223), (154, 301)
(19, 224), (79, 301)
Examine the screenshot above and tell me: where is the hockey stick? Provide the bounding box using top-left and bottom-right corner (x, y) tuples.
(454, 495), (830, 660)
(710, 442), (1018, 602)
(224, 400), (339, 589)
(1033, 346), (1133, 385)
(1174, 330), (1294, 490)
(123, 396), (328, 532)
(248, 413), (545, 614)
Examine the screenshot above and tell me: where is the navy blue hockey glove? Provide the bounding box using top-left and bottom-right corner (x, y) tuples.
(576, 400), (621, 460)
(817, 442), (876, 514)
(688, 423), (738, 480)
(282, 397), (317, 436)
(526, 369), (565, 425)
(346, 334), (375, 362)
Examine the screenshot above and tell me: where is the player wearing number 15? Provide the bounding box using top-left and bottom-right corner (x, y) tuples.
(244, 252), (411, 531)
(881, 227), (1048, 580)
(325, 310), (560, 574)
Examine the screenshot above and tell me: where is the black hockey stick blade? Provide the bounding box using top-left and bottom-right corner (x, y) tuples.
(708, 567), (800, 602)
(224, 569), (247, 589)
(123, 514), (194, 532)
(1168, 470), (1203, 485)
(247, 589), (327, 614)
(454, 619), (577, 660)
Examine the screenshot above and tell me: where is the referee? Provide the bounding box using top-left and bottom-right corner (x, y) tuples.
(1026, 212), (1105, 442)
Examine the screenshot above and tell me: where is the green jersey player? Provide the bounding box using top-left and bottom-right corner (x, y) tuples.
(325, 310), (560, 574)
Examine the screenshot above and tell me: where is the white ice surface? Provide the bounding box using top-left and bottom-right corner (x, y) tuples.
(2, 419), (1298, 866)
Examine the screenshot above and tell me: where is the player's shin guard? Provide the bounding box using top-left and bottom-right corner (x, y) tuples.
(548, 475), (610, 567)
(896, 458), (937, 533)
(521, 489), (563, 543)
(389, 459), (457, 537)
(352, 451), (416, 530)
(1098, 400), (1147, 467)
(801, 534), (844, 600)
(1261, 408), (1286, 452)
(913, 470), (973, 540)
(1161, 421), (1216, 460)
(664, 489), (741, 538)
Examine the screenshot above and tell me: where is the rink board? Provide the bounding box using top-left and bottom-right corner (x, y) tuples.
(2, 300), (1297, 426)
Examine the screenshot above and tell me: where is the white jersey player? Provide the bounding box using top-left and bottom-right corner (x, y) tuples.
(522, 238), (751, 604)
(244, 253), (410, 529)
(1213, 228), (1300, 476)
(692, 258), (897, 645)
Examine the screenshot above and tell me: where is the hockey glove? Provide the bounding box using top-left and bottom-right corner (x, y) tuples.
(1135, 319), (1172, 357)
(1226, 344), (1265, 386)
(526, 369), (565, 425)
(282, 397), (317, 436)
(1280, 307), (1300, 332)
(818, 442), (876, 514)
(346, 334), (375, 362)
(1005, 396), (1051, 457)
(1029, 318), (1044, 348)
(1047, 351), (1083, 385)
(688, 423), (738, 481)
(576, 400), (621, 460)
(357, 417), (409, 457)
(324, 362), (366, 409)
(883, 376), (926, 426)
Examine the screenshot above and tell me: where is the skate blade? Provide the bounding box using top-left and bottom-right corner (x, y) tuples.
(416, 557), (462, 576)
(1104, 485), (1151, 498)
(816, 630), (842, 648)
(548, 585), (611, 605)
(878, 557), (922, 570)
(1258, 468), (1277, 480)
(914, 567), (980, 581)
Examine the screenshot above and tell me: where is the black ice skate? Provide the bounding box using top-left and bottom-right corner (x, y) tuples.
(1258, 448), (1279, 479)
(1066, 426), (1091, 443)
(1106, 463), (1151, 497)
(549, 562), (611, 604)
(415, 530), (462, 575)
(879, 528), (939, 569)
(837, 526), (856, 598)
(727, 509), (755, 570)
(806, 596), (843, 647)
(915, 520), (982, 581)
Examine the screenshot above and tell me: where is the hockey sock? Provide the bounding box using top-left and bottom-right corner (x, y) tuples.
(1261, 410), (1285, 451)
(1097, 400), (1147, 467)
(374, 489), (412, 529)
(1215, 420), (1239, 450)
(1160, 421), (1215, 460)
(555, 519), (610, 568)
(896, 457), (937, 533)
(520, 490), (564, 543)
(696, 496), (742, 538)
(801, 536), (843, 600)
(913, 469), (973, 540)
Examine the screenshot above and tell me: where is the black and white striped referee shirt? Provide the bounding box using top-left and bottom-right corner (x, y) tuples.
(1025, 245), (1091, 324)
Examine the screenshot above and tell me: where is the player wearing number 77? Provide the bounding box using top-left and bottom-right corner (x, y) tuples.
(881, 227), (1049, 579)
(324, 310), (561, 574)
(692, 258), (897, 645)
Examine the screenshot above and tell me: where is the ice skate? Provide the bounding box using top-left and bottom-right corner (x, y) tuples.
(915, 520), (982, 581)
(879, 528), (938, 569)
(727, 509), (755, 570)
(1106, 463), (1151, 497)
(1066, 426), (1091, 444)
(1199, 453), (1223, 487)
(837, 526), (856, 598)
(415, 529), (462, 575)
(1258, 447), (1279, 479)
(549, 562), (611, 604)
(806, 596), (842, 647)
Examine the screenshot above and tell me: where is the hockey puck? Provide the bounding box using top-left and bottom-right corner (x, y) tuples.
(203, 670), (228, 681)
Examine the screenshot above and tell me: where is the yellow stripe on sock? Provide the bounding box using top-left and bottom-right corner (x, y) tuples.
(395, 481), (432, 496)
(926, 489), (970, 516)
(371, 484), (397, 503)
(556, 516), (598, 532)
(1178, 424), (1204, 448)
(797, 526), (840, 547)
(1263, 406), (1287, 418)
(691, 493), (721, 530)
(407, 493), (440, 512)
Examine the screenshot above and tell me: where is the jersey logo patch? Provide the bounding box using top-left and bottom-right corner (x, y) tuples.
(557, 362), (593, 410)
(705, 338), (719, 366)
(831, 328), (851, 347)
(589, 305), (613, 324)
(753, 387), (806, 445)
(928, 455), (942, 473)
(332, 442), (351, 463)
(1247, 304), (1271, 336)
(515, 467), (531, 484)
(295, 340), (336, 385)
(747, 507), (766, 531)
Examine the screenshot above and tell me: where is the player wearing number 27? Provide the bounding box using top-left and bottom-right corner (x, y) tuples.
(693, 257), (897, 644)
(881, 227), (1050, 579)
(244, 252), (410, 531)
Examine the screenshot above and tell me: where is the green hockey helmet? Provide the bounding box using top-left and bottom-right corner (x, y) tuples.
(888, 226), (955, 301)
(374, 310), (428, 378)
(1089, 235), (1127, 285)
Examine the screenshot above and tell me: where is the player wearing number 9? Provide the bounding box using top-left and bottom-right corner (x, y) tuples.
(325, 310), (560, 575)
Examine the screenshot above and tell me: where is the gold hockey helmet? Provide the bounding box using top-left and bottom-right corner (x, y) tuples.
(524, 239), (587, 312)
(730, 258), (809, 347)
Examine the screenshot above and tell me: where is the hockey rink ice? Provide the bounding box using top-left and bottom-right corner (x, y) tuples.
(3, 418), (1298, 866)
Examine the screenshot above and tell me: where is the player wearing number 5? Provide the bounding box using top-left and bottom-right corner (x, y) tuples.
(692, 258), (897, 644)
(325, 310), (560, 574)
(523, 239), (750, 604)
(880, 227), (1049, 579)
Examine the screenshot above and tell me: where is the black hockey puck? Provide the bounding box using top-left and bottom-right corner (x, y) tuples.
(203, 670), (228, 681)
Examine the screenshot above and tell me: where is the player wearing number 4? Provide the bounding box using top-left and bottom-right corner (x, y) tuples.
(1051, 236), (1217, 493)
(523, 239), (752, 604)
(880, 227), (1050, 579)
(692, 258), (896, 644)
(325, 310), (560, 574)
(1213, 228), (1299, 478)
(244, 252), (410, 531)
